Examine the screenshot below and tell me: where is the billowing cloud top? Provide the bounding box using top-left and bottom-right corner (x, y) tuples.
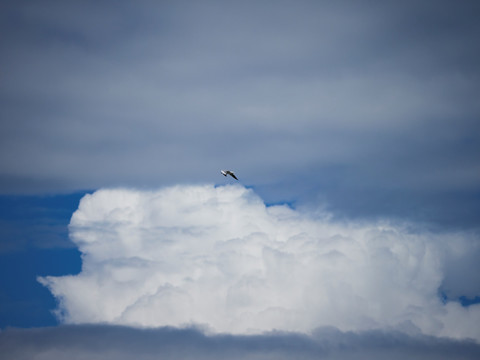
(40, 185), (480, 340)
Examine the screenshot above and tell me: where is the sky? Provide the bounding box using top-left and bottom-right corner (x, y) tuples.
(1, 0), (480, 359)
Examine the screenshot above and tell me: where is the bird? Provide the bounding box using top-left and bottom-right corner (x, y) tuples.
(221, 170), (238, 180)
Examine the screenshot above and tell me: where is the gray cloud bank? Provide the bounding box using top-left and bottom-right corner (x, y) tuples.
(2, 325), (480, 360)
(1, 1), (480, 228)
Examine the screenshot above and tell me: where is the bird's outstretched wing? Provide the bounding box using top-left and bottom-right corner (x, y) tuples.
(230, 172), (238, 180)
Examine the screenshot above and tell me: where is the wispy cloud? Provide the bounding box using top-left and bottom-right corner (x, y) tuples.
(39, 185), (480, 339)
(1, 1), (479, 227)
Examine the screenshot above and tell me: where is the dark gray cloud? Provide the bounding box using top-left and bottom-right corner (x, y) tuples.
(1, 0), (479, 228)
(1, 325), (480, 360)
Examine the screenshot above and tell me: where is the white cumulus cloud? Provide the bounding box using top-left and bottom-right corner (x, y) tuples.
(39, 185), (480, 339)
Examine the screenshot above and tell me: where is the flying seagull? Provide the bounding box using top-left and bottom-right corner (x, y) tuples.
(221, 170), (238, 180)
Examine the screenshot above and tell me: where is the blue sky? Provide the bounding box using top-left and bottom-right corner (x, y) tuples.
(0, 192), (82, 327)
(1, 1), (480, 358)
